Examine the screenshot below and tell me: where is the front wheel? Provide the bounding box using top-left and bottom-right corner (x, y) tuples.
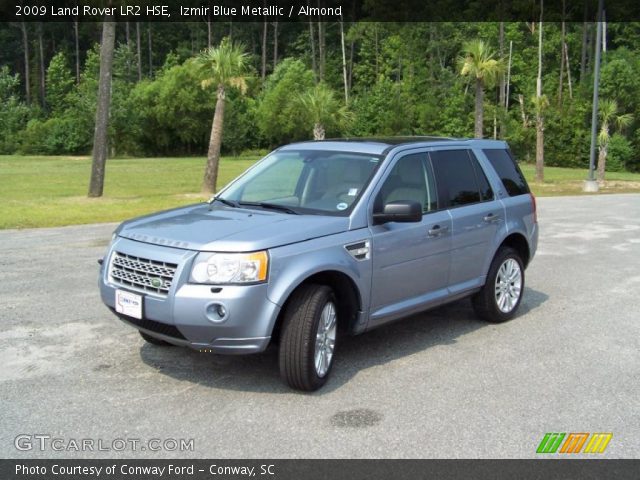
(279, 284), (338, 391)
(472, 247), (525, 323)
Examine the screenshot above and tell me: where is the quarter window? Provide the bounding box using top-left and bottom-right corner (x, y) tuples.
(483, 149), (530, 196)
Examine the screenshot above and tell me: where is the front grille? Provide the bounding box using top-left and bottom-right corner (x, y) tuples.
(111, 308), (186, 340)
(109, 251), (178, 296)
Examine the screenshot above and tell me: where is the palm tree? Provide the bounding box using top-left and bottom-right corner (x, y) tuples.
(597, 99), (632, 182)
(297, 83), (351, 140)
(197, 38), (249, 194)
(459, 40), (504, 139)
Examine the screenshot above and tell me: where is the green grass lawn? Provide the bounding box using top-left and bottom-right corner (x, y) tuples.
(520, 164), (640, 197)
(0, 155), (258, 229)
(1, 155), (639, 229)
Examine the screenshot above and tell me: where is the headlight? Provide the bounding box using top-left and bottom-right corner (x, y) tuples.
(190, 251), (269, 284)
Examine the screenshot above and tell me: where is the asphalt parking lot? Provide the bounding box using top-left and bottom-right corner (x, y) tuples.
(1, 194), (639, 458)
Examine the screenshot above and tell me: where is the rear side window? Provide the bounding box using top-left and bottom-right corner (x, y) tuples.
(430, 149), (491, 208)
(484, 149), (530, 196)
(470, 152), (494, 202)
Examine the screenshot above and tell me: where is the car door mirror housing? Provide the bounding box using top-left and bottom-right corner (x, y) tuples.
(373, 200), (423, 224)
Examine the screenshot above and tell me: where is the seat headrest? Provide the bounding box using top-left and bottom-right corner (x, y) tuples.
(397, 158), (424, 185)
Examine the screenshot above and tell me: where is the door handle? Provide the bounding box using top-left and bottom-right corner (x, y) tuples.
(483, 213), (500, 223)
(428, 225), (449, 237)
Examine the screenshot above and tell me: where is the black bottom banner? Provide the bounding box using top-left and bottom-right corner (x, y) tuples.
(1, 459), (639, 480)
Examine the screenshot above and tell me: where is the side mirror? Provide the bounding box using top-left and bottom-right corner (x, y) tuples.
(373, 200), (423, 224)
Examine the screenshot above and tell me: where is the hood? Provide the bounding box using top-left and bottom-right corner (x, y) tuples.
(117, 203), (350, 251)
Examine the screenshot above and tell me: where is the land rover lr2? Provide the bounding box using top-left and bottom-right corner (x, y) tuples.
(99, 137), (538, 391)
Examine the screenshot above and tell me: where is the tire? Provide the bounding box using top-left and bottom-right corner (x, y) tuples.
(139, 330), (174, 346)
(472, 247), (525, 323)
(279, 284), (338, 391)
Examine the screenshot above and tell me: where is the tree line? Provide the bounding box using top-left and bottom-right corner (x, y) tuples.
(1, 20), (639, 191)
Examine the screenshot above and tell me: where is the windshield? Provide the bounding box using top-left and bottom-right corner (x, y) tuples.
(218, 150), (382, 215)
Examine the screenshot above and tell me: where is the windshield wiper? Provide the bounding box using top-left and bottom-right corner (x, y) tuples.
(210, 197), (239, 209)
(238, 201), (300, 215)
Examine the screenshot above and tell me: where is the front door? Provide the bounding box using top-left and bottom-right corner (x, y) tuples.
(368, 152), (452, 327)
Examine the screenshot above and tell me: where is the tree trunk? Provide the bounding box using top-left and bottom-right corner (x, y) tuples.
(272, 21), (278, 70)
(564, 43), (573, 99)
(136, 22), (142, 81)
(147, 23), (153, 76)
(558, 7), (566, 104)
(207, 15), (212, 48)
(37, 23), (45, 109)
(596, 145), (607, 182)
(348, 40), (354, 91)
(202, 86), (226, 194)
(536, 112), (544, 182)
(309, 17), (317, 81)
(505, 40), (513, 111)
(317, 13), (325, 81)
(498, 22), (506, 137)
(580, 5), (588, 82)
(535, 0), (544, 183)
(374, 25), (379, 78)
(88, 19), (116, 198)
(125, 22), (131, 78)
(340, 16), (348, 103)
(313, 122), (325, 140)
(474, 79), (484, 138)
(21, 22), (30, 104)
(74, 19), (80, 84)
(518, 94), (528, 127)
(261, 19), (268, 81)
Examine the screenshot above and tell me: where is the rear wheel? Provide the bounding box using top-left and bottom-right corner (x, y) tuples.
(279, 284), (337, 391)
(139, 330), (174, 346)
(472, 247), (524, 323)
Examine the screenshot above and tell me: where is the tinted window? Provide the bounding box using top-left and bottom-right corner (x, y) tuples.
(470, 152), (494, 201)
(484, 149), (530, 196)
(430, 150), (483, 207)
(376, 153), (437, 213)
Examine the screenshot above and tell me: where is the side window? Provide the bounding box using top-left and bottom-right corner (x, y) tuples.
(430, 149), (485, 207)
(483, 148), (530, 196)
(375, 153), (437, 213)
(470, 152), (494, 202)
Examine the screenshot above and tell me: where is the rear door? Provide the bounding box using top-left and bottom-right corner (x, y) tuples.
(429, 149), (503, 294)
(482, 148), (537, 248)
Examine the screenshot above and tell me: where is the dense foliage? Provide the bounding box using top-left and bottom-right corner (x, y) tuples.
(1, 21), (639, 171)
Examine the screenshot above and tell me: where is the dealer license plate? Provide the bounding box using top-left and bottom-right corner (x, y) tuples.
(115, 290), (143, 320)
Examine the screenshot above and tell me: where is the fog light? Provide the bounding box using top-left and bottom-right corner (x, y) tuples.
(205, 302), (229, 323)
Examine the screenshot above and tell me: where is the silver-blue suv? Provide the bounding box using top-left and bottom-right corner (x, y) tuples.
(99, 137), (538, 391)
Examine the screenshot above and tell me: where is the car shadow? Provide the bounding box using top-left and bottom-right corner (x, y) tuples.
(138, 287), (549, 395)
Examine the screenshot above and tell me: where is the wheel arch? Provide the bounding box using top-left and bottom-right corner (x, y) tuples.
(271, 269), (363, 343)
(496, 232), (531, 267)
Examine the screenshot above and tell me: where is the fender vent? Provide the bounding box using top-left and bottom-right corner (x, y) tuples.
(345, 240), (370, 260)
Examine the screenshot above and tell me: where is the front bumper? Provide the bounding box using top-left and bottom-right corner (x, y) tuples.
(100, 238), (280, 354)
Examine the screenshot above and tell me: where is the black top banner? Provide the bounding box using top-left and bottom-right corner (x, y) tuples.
(3, 0), (640, 23)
